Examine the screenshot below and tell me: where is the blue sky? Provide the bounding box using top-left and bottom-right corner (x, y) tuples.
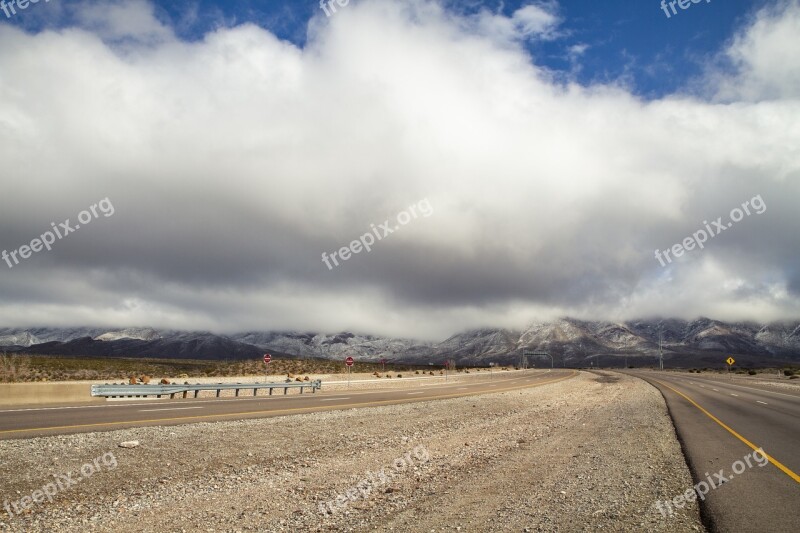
(4, 0), (774, 98)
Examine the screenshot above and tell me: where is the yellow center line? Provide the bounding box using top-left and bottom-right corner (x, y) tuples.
(652, 377), (800, 484)
(0, 371), (578, 436)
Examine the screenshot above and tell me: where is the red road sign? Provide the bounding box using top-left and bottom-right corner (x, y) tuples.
(345, 356), (354, 367)
(263, 353), (272, 364)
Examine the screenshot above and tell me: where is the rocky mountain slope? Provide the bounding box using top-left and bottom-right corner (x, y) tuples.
(1, 317), (798, 366)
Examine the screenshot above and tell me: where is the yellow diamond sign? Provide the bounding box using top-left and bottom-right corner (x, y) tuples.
(726, 357), (735, 366)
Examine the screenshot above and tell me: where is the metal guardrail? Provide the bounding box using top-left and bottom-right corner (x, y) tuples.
(91, 380), (322, 399)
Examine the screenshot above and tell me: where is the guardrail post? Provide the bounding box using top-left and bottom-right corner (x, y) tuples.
(253, 388), (257, 396)
(284, 387), (288, 395)
(194, 390), (199, 398)
(269, 388), (273, 396)
(235, 388), (240, 397)
(216, 389), (221, 398)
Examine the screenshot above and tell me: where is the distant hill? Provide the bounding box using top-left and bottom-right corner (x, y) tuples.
(1, 317), (798, 367)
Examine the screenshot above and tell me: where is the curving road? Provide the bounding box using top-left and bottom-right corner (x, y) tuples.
(0, 370), (577, 440)
(631, 370), (800, 533)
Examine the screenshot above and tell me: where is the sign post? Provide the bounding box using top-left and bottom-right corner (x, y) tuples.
(263, 353), (272, 383)
(726, 356), (735, 379)
(345, 356), (354, 389)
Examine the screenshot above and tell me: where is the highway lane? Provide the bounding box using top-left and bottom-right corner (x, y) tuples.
(0, 369), (577, 440)
(632, 370), (800, 533)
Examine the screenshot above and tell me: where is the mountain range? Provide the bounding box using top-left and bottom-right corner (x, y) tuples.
(1, 318), (798, 368)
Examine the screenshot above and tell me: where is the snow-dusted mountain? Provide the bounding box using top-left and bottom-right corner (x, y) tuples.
(0, 327), (106, 344)
(1, 317), (798, 365)
(228, 331), (433, 361)
(94, 327), (162, 342)
(0, 331), (41, 347)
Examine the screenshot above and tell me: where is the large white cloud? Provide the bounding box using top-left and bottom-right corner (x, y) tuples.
(0, 0), (798, 339)
(710, 0), (800, 102)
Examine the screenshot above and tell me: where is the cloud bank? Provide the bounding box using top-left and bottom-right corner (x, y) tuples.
(0, 0), (798, 340)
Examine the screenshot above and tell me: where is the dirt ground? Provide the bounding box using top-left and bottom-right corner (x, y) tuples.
(0, 371), (703, 532)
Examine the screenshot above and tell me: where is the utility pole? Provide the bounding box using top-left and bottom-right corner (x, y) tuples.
(659, 329), (664, 371)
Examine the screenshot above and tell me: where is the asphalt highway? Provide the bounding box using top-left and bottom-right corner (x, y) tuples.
(0, 369), (577, 440)
(632, 370), (800, 533)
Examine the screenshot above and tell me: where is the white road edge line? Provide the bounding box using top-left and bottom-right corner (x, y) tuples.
(138, 407), (204, 412)
(407, 392), (424, 395)
(320, 398), (350, 401)
(757, 400), (768, 405)
(731, 393), (738, 397)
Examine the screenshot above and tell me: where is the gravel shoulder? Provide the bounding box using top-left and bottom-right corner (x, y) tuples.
(0, 371), (703, 532)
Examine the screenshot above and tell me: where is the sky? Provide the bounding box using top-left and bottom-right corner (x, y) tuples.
(0, 0), (798, 340)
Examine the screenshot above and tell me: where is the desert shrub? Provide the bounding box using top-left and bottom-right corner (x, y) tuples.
(0, 354), (32, 382)
(748, 370), (757, 375)
(397, 374), (402, 378)
(790, 375), (799, 380)
(784, 369), (794, 377)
